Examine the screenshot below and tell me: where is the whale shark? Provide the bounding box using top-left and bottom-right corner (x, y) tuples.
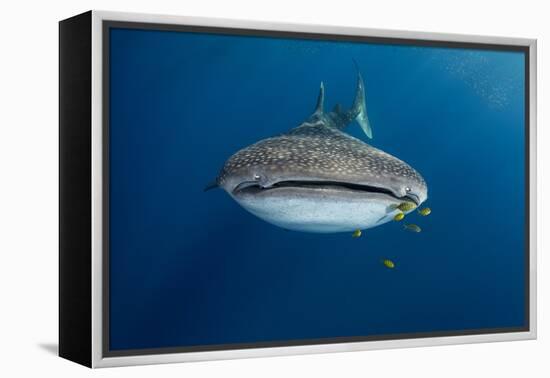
(207, 71), (428, 233)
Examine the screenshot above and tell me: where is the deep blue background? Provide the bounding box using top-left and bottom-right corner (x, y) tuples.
(108, 28), (526, 350)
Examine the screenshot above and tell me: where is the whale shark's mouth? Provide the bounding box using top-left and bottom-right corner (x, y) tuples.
(233, 180), (420, 206)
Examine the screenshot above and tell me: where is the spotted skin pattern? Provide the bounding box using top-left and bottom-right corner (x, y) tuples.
(217, 121), (427, 199)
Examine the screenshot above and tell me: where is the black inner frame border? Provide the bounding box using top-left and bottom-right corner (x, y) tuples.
(102, 20), (531, 358)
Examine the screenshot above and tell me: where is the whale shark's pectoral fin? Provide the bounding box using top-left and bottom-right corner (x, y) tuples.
(313, 82), (325, 115)
(351, 70), (373, 139)
(204, 181), (218, 192)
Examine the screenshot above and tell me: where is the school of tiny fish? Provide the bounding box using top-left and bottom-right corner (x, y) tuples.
(351, 203), (431, 269)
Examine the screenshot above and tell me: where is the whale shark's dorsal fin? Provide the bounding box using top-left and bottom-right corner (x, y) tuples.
(314, 82), (325, 115)
(333, 103), (342, 114)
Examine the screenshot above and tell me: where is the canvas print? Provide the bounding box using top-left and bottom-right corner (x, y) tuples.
(106, 26), (527, 353)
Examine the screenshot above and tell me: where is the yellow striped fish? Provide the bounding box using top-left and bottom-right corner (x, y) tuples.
(393, 212), (405, 221)
(404, 223), (421, 233)
(418, 207), (431, 216)
(397, 202), (417, 212)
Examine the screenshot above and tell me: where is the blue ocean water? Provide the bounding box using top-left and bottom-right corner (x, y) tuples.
(108, 27), (526, 351)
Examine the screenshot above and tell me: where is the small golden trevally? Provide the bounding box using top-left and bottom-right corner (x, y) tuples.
(382, 259), (395, 269)
(404, 223), (422, 233)
(397, 202), (417, 212)
(418, 207), (431, 216)
(393, 212), (405, 221)
(352, 229), (362, 238)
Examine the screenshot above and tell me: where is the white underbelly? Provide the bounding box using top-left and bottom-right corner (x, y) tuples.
(233, 189), (404, 233)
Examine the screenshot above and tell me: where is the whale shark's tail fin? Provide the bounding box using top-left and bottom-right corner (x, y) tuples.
(314, 82), (325, 115)
(350, 66), (373, 139)
(307, 63), (372, 138)
(327, 63), (373, 138)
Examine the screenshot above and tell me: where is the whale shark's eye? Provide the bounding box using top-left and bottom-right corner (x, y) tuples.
(254, 174), (261, 180)
(405, 187), (411, 192)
